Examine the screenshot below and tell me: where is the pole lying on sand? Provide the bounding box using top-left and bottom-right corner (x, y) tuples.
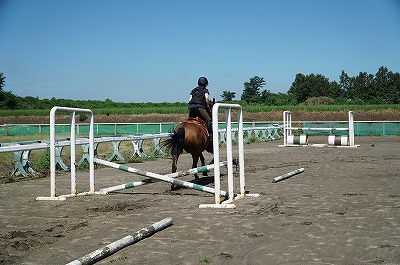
(94, 158), (233, 198)
(98, 161), (227, 194)
(65, 217), (173, 265)
(272, 168), (305, 183)
(165, 161), (227, 178)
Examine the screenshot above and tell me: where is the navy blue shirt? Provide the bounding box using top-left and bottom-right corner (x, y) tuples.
(188, 88), (209, 109)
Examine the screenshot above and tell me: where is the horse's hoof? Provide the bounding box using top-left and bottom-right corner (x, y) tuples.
(193, 174), (200, 183)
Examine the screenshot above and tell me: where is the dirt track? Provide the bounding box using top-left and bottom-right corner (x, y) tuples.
(1, 136), (400, 264)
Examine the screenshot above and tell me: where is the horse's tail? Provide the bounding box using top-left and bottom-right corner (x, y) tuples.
(161, 127), (185, 156)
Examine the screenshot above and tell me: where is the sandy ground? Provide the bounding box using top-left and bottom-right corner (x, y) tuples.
(0, 136), (399, 265)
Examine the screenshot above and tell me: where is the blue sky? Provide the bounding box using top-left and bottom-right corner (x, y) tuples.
(1, 0), (399, 103)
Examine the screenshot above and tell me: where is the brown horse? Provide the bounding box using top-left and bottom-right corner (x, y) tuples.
(161, 97), (215, 184)
(161, 117), (213, 182)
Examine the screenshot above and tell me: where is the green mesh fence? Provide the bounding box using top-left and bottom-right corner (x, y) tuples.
(303, 122), (400, 136)
(354, 122), (400, 136)
(302, 122), (350, 135)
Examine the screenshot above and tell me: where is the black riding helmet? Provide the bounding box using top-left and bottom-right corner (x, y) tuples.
(198, 76), (209, 86)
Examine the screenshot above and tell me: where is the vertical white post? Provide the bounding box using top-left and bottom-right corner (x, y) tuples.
(237, 108), (245, 197)
(212, 105), (221, 205)
(70, 112), (76, 196)
(348, 111), (354, 147)
(225, 108), (234, 201)
(283, 111), (291, 146)
(89, 112), (95, 194)
(49, 108), (57, 198)
(283, 111), (286, 146)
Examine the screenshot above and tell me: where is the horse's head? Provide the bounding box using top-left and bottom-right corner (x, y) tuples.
(207, 98), (215, 117)
(209, 97), (215, 110)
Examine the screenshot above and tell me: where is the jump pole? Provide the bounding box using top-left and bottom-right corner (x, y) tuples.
(99, 161), (228, 194)
(65, 217), (173, 265)
(94, 158), (235, 203)
(272, 168), (305, 183)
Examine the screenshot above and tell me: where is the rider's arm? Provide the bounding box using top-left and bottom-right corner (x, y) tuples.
(204, 92), (210, 107)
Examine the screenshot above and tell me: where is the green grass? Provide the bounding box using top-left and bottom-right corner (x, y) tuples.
(242, 104), (400, 112)
(1, 104), (399, 117)
(198, 255), (212, 263)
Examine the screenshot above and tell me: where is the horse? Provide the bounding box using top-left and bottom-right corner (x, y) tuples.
(161, 102), (214, 183)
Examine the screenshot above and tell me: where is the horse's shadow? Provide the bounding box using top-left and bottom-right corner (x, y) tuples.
(193, 175), (215, 186)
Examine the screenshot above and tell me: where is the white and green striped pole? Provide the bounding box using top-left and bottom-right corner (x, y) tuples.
(99, 179), (155, 194)
(65, 217), (173, 265)
(94, 158), (233, 199)
(166, 161), (227, 178)
(98, 161), (227, 194)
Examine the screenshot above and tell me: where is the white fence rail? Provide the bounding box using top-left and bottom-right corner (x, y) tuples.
(0, 127), (281, 178)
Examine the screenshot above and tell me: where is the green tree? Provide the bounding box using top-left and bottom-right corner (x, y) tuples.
(349, 72), (375, 102)
(0, 72), (5, 102)
(1, 91), (18, 109)
(241, 76), (265, 103)
(0, 73), (19, 109)
(260, 89), (273, 105)
(221, 90), (236, 101)
(289, 73), (342, 103)
(339, 70), (351, 100)
(374, 66), (400, 104)
(388, 71), (400, 104)
(288, 73), (307, 102)
(0, 72), (5, 90)
(340, 69), (393, 104)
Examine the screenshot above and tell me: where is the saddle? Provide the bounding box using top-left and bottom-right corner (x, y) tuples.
(187, 117), (210, 138)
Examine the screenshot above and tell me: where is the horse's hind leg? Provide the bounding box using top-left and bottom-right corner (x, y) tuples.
(192, 154), (200, 182)
(199, 153), (208, 176)
(171, 154), (178, 173)
(171, 154), (179, 190)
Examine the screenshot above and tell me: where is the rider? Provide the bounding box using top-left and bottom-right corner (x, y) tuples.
(188, 76), (212, 139)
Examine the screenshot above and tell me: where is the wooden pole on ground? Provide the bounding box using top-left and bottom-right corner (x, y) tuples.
(65, 217), (173, 265)
(272, 168), (305, 183)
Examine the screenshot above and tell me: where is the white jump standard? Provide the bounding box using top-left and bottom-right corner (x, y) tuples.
(199, 103), (260, 209)
(280, 110), (358, 147)
(37, 106), (99, 201)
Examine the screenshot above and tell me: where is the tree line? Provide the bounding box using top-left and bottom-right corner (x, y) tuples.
(223, 66), (400, 105)
(1, 66), (399, 110)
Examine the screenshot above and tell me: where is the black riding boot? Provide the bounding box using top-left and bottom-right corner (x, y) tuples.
(207, 120), (213, 140)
